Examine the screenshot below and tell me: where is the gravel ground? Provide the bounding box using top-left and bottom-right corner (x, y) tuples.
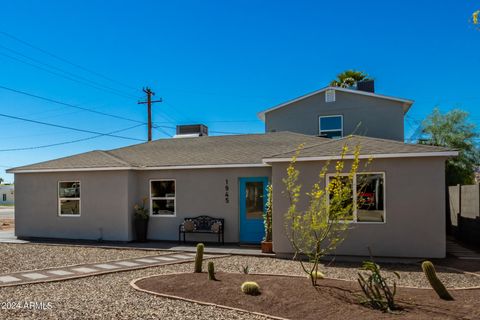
(0, 253), (479, 319)
(0, 244), (165, 273)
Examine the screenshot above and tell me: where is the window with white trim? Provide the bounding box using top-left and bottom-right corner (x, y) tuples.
(319, 115), (343, 139)
(327, 173), (385, 223)
(150, 180), (176, 216)
(58, 181), (80, 216)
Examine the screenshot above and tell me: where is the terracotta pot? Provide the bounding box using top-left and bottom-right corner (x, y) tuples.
(261, 241), (273, 253)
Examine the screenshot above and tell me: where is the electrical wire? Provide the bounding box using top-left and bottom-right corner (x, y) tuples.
(0, 30), (138, 92)
(0, 124), (145, 152)
(0, 85), (144, 124)
(0, 112), (145, 142)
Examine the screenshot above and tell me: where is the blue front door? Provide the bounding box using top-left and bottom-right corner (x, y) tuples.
(239, 177), (268, 244)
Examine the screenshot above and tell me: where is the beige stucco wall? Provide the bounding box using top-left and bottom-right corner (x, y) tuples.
(265, 90), (405, 141)
(15, 171), (131, 241)
(271, 157), (447, 258)
(133, 167), (271, 242)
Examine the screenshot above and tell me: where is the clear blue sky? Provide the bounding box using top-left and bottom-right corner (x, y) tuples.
(0, 1), (479, 182)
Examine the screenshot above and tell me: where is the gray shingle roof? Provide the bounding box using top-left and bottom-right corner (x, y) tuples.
(8, 133), (456, 172)
(266, 135), (456, 159)
(8, 132), (325, 172)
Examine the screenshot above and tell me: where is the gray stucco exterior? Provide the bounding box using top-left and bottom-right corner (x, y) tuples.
(264, 90), (406, 141)
(14, 167), (270, 243)
(271, 157), (448, 258)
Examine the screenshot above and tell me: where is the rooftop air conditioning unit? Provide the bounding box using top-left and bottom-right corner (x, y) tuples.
(174, 124), (208, 138)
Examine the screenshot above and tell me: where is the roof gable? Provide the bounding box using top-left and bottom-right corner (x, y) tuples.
(257, 86), (414, 121)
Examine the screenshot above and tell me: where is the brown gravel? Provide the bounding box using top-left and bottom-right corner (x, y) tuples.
(0, 243), (166, 273)
(136, 272), (480, 320)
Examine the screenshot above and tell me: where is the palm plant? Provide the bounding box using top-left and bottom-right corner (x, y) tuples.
(330, 70), (371, 88)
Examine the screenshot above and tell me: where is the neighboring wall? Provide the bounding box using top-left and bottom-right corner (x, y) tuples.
(448, 184), (480, 245)
(265, 90), (405, 141)
(133, 167), (271, 243)
(0, 185), (14, 205)
(15, 171), (131, 241)
(271, 157), (447, 258)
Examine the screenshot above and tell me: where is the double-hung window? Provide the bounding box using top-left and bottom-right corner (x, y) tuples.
(150, 180), (176, 216)
(319, 115), (343, 139)
(58, 181), (81, 216)
(326, 173), (385, 223)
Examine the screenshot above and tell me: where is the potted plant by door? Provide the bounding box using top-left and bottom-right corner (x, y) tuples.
(261, 184), (273, 253)
(134, 198), (149, 242)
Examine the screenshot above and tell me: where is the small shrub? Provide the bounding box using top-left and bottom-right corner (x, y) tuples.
(194, 243), (204, 273)
(241, 265), (249, 274)
(308, 271), (325, 281)
(357, 260), (400, 312)
(207, 261), (216, 281)
(421, 261), (454, 300)
(241, 281), (261, 295)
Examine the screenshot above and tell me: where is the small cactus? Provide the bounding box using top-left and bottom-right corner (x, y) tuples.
(308, 271), (325, 281)
(241, 281), (261, 295)
(194, 243), (204, 273)
(207, 261), (216, 280)
(421, 261), (454, 300)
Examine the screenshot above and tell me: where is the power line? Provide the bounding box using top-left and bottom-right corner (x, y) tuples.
(0, 43), (138, 100)
(0, 30), (138, 92)
(0, 124), (145, 152)
(0, 112), (145, 142)
(0, 85), (144, 124)
(0, 51), (137, 100)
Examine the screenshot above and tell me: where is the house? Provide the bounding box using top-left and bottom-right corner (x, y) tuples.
(0, 184), (14, 205)
(7, 83), (457, 258)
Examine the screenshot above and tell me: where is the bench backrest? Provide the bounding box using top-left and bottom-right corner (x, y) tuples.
(184, 215), (224, 231)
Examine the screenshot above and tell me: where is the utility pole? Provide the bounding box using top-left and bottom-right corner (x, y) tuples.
(138, 87), (162, 141)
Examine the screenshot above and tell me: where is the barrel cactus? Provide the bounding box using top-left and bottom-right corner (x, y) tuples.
(241, 281), (261, 295)
(194, 243), (204, 273)
(207, 261), (216, 280)
(421, 261), (454, 300)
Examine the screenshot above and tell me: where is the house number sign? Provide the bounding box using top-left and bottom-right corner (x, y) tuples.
(225, 179), (230, 203)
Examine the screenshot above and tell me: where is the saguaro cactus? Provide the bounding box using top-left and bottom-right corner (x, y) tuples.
(207, 261), (216, 280)
(194, 243), (204, 273)
(421, 261), (454, 300)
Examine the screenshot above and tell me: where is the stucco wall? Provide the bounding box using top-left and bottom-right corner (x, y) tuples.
(133, 167), (271, 242)
(271, 157), (447, 258)
(265, 90), (405, 141)
(0, 185), (14, 205)
(15, 171), (131, 241)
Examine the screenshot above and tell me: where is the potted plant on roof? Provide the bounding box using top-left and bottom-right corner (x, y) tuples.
(261, 184), (273, 253)
(134, 197), (149, 242)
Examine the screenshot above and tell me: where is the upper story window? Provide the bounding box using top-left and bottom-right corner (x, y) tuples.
(58, 181), (80, 216)
(319, 115), (343, 139)
(150, 180), (176, 216)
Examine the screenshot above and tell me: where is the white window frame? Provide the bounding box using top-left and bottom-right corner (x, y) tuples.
(319, 115), (343, 138)
(58, 181), (81, 217)
(326, 172), (386, 224)
(150, 179), (176, 217)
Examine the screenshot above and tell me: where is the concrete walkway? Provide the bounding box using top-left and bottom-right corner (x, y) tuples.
(0, 251), (223, 287)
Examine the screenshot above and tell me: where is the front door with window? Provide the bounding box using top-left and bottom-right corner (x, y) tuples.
(239, 177), (268, 244)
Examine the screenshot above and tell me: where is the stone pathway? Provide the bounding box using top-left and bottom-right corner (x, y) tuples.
(0, 252), (223, 287)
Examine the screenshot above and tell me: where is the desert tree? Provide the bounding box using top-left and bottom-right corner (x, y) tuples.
(329, 70), (371, 88)
(283, 139), (369, 286)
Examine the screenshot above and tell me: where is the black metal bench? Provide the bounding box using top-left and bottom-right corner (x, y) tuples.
(178, 215), (224, 244)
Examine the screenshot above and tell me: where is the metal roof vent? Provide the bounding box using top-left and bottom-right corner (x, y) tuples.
(174, 124), (208, 138)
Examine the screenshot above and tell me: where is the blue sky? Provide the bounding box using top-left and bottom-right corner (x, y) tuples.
(0, 1), (478, 182)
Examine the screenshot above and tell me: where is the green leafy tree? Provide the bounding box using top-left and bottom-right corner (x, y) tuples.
(0, 178), (3, 185)
(283, 140), (370, 286)
(420, 108), (480, 185)
(473, 10), (479, 26)
(330, 70), (371, 88)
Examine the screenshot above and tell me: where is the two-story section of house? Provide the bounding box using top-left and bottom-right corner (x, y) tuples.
(258, 81), (413, 141)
